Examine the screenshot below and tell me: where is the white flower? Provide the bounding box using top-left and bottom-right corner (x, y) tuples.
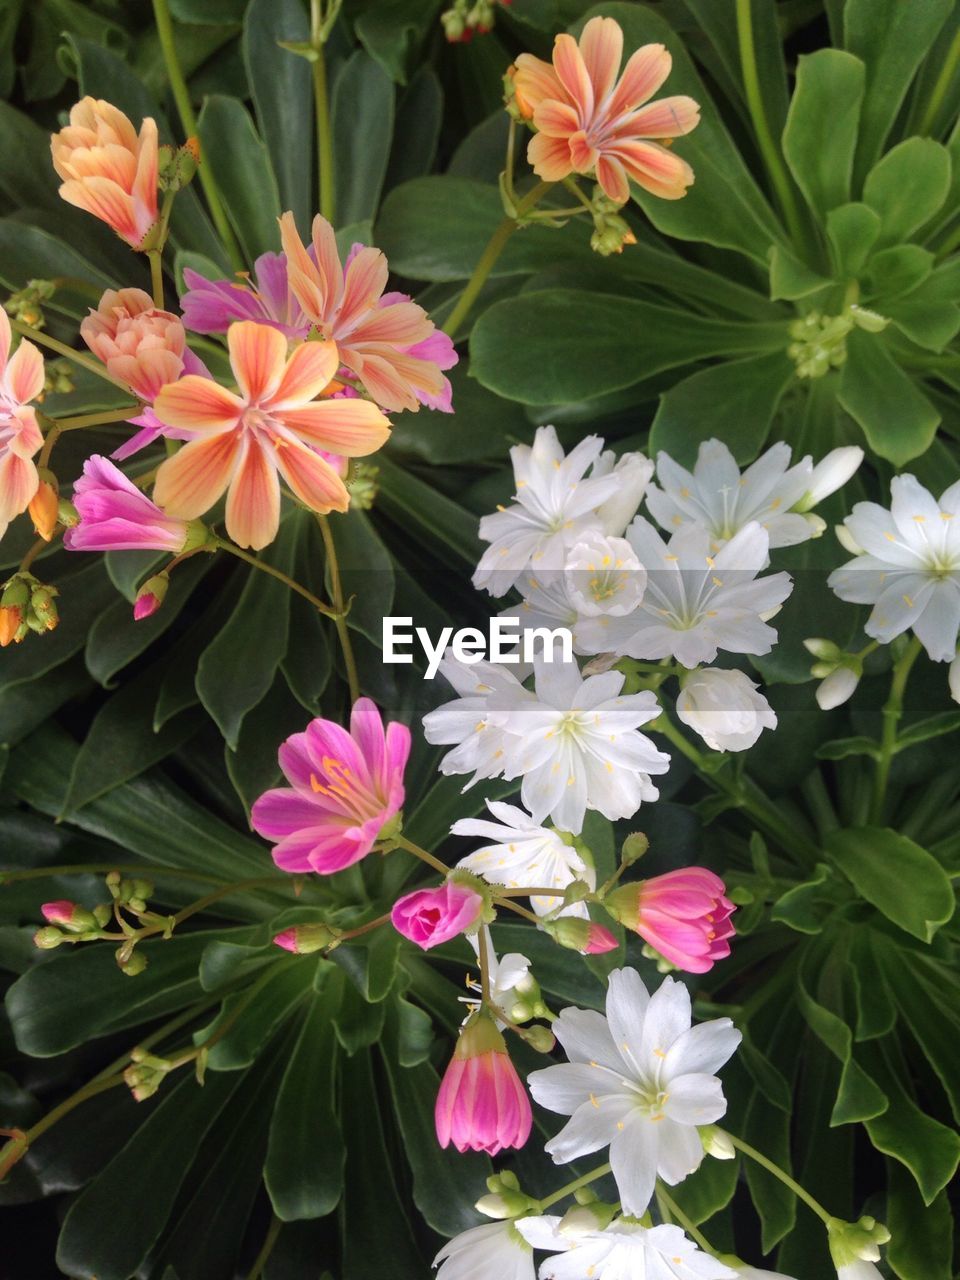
(422, 657), (533, 788)
(590, 450), (655, 536)
(645, 440), (862, 550)
(594, 520), (793, 668)
(950, 654), (960, 704)
(464, 926), (533, 1026)
(434, 1221), (535, 1280)
(527, 968), (741, 1216)
(729, 1268), (797, 1280)
(835, 1265), (881, 1280)
(676, 668), (777, 751)
(474, 427), (622, 597)
(515, 1215), (736, 1280)
(489, 657), (670, 834)
(815, 665), (860, 710)
(454, 800), (595, 918)
(827, 474), (960, 661)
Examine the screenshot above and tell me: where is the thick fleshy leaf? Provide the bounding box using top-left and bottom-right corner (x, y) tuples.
(197, 95), (282, 262)
(863, 137), (952, 247)
(782, 49), (864, 216)
(838, 329), (940, 465)
(331, 51), (395, 225)
(826, 827), (955, 942)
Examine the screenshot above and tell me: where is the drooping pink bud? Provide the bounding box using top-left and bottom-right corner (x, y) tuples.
(391, 881), (484, 950)
(272, 923), (340, 954)
(603, 869), (735, 974)
(41, 900), (97, 932)
(435, 1012), (532, 1155)
(544, 917), (619, 955)
(134, 572), (169, 620)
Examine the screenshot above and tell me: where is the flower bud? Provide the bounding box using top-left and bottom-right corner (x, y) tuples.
(516, 1023), (556, 1053)
(41, 900), (98, 932)
(28, 470), (59, 541)
(58, 497), (79, 528)
(803, 637), (841, 662)
(29, 582), (59, 632)
(816, 665), (860, 710)
(849, 304), (889, 333)
(620, 832), (649, 865)
(272, 922), (341, 954)
(558, 1202), (619, 1237)
(835, 523), (864, 556)
(134, 572), (168, 621)
(33, 926), (65, 950)
(118, 949), (148, 976)
(827, 1215), (890, 1273)
(475, 1188), (536, 1219)
(0, 603), (22, 647)
(795, 447), (864, 511)
(590, 214), (636, 256)
(543, 917), (618, 955)
(699, 1125), (735, 1159)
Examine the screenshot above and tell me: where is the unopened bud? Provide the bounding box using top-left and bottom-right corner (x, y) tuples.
(849, 304), (889, 333)
(620, 832), (649, 866)
(516, 1023), (555, 1053)
(118, 948), (148, 976)
(0, 604), (22, 646)
(28, 471), (59, 541)
(699, 1125), (735, 1159)
(803, 637), (841, 662)
(347, 462), (379, 510)
(57, 497), (79, 528)
(272, 922), (342, 954)
(41, 900), (98, 932)
(475, 1188), (536, 1218)
(33, 926), (65, 950)
(29, 582), (58, 631)
(827, 1215), (891, 1269)
(590, 214), (636, 256)
(134, 572), (168, 621)
(543, 917), (618, 955)
(558, 1202), (619, 1237)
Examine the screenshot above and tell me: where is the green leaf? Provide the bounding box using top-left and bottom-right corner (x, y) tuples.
(650, 351), (795, 466)
(332, 970), (387, 1053)
(0, 220), (114, 300)
(845, 0), (953, 178)
(354, 0), (443, 84)
(335, 925), (402, 1003)
(895, 710), (960, 750)
(782, 49), (865, 216)
(202, 959), (315, 1070)
(826, 827), (955, 942)
(795, 965), (888, 1125)
(886, 1165), (953, 1280)
(816, 735), (881, 762)
(196, 522), (296, 749)
(865, 245), (934, 300)
(848, 930), (897, 1041)
(768, 244), (832, 301)
(826, 202), (882, 277)
(197, 95), (282, 262)
(863, 138), (952, 247)
(243, 0), (312, 230)
(0, 102), (64, 212)
(471, 289), (785, 405)
(169, 0), (246, 20)
(385, 67), (443, 189)
(395, 993), (434, 1067)
(388, 361), (527, 463)
(770, 863), (837, 934)
(55, 1071), (241, 1280)
(326, 509), (395, 646)
(225, 673), (306, 813)
(838, 329), (940, 465)
(376, 454), (483, 566)
(669, 1152), (739, 1227)
(332, 51), (395, 225)
(280, 515), (332, 712)
(265, 971), (345, 1220)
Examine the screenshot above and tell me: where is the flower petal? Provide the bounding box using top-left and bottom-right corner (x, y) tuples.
(607, 42), (672, 116)
(274, 439), (349, 515)
(268, 338), (339, 408)
(228, 321), (287, 403)
(614, 139), (694, 200)
(552, 33), (593, 118)
(153, 375), (244, 434)
(153, 428), (243, 518)
(279, 211), (327, 323)
(0, 451), (39, 525)
(580, 16), (623, 101)
(225, 434), (280, 550)
(625, 94), (701, 138)
(5, 338), (44, 405)
(595, 154), (630, 204)
(527, 131), (574, 182)
(338, 246), (389, 334)
(279, 399), (391, 456)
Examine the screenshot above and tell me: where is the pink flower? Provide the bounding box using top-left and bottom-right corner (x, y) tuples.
(252, 698), (411, 876)
(0, 308), (44, 542)
(391, 882), (483, 950)
(279, 213), (453, 413)
(51, 98), (159, 249)
(604, 868), (735, 973)
(513, 16), (700, 204)
(152, 321), (391, 550)
(64, 455), (194, 553)
(81, 288), (186, 403)
(435, 1012), (532, 1155)
(181, 252), (312, 339)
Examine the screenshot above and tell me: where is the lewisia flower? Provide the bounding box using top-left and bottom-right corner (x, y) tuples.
(516, 1216), (737, 1280)
(473, 427), (624, 597)
(63, 455), (199, 554)
(676, 668), (777, 752)
(601, 519), (793, 668)
(528, 967), (741, 1215)
(466, 927), (535, 1028)
(827, 474), (960, 661)
(422, 656), (533, 788)
(279, 212), (452, 413)
(435, 1010), (532, 1155)
(251, 698), (411, 875)
(434, 1222), (534, 1280)
(391, 881), (484, 950)
(51, 98), (159, 249)
(453, 799), (595, 918)
(513, 17), (700, 204)
(604, 868), (735, 973)
(81, 289), (185, 403)
(0, 309), (44, 542)
(152, 321), (390, 549)
(646, 440), (864, 550)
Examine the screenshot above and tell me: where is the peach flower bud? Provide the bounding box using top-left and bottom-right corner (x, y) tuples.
(28, 470), (59, 541)
(51, 98), (160, 250)
(81, 289), (186, 403)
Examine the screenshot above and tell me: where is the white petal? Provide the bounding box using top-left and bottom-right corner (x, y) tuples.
(609, 1111), (659, 1215)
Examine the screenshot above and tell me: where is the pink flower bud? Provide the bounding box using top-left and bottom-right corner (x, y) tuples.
(545, 917), (619, 954)
(604, 868), (736, 974)
(134, 573), (168, 620)
(272, 923), (339, 954)
(391, 881), (483, 950)
(81, 288), (186, 402)
(435, 1012), (532, 1155)
(41, 900), (97, 932)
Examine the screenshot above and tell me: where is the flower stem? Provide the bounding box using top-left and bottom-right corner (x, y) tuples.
(655, 1186), (713, 1252)
(245, 1215), (283, 1280)
(497, 898), (542, 925)
(52, 407), (139, 433)
(721, 1130), (832, 1224)
(215, 538), (338, 619)
(18, 535), (54, 574)
(392, 833), (450, 876)
(735, 0), (808, 250)
(441, 181), (552, 336)
(151, 0), (244, 272)
(11, 320), (129, 390)
(870, 635), (923, 825)
(538, 1162), (612, 1211)
(317, 514), (360, 704)
(148, 249), (164, 308)
(310, 0), (336, 223)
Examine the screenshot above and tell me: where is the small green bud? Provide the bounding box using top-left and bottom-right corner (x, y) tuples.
(620, 832), (649, 865)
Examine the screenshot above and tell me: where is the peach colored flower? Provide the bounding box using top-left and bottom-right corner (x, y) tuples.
(0, 309), (44, 542)
(152, 321), (390, 550)
(51, 98), (159, 249)
(81, 288), (186, 403)
(279, 212), (446, 413)
(514, 16), (700, 204)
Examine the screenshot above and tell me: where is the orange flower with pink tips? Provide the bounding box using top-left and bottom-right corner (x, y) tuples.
(152, 321), (390, 551)
(50, 98), (159, 250)
(513, 16), (700, 204)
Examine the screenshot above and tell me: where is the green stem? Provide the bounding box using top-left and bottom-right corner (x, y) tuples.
(0, 863), (276, 886)
(392, 833), (450, 877)
(169, 876), (299, 928)
(311, 0), (335, 223)
(317, 514), (360, 703)
(148, 249), (164, 308)
(721, 1130), (831, 1224)
(538, 1162), (612, 1211)
(216, 538), (338, 619)
(655, 1187), (714, 1252)
(917, 25), (960, 137)
(735, 0), (808, 250)
(442, 181), (552, 336)
(52, 407), (140, 432)
(11, 320), (130, 390)
(246, 1216), (283, 1280)
(870, 635), (923, 825)
(151, 0), (244, 271)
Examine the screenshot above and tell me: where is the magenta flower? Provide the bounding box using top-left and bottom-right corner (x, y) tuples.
(391, 882), (483, 950)
(251, 698), (411, 875)
(435, 1012), (532, 1155)
(64, 455), (195, 553)
(604, 868), (735, 973)
(181, 252), (310, 339)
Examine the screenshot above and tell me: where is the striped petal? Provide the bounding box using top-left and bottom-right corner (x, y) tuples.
(5, 338), (44, 405)
(153, 428), (243, 518)
(310, 213), (345, 313)
(527, 131), (575, 182)
(607, 43), (672, 116)
(595, 154), (630, 204)
(228, 321), (287, 403)
(0, 308), (9, 370)
(580, 16), (623, 101)
(268, 338), (339, 409)
(552, 33), (593, 117)
(533, 99), (581, 138)
(279, 211), (327, 325)
(274, 439), (349, 514)
(513, 53), (565, 117)
(615, 139), (694, 199)
(338, 247), (390, 334)
(58, 177), (139, 246)
(0, 451), (39, 525)
(225, 434), (280, 549)
(622, 95), (701, 139)
(153, 375), (244, 434)
(345, 301), (433, 347)
(280, 399), (391, 456)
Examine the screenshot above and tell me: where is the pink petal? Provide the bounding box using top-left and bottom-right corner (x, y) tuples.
(153, 428), (243, 519)
(228, 321), (287, 404)
(224, 434), (280, 550)
(153, 376), (243, 434)
(607, 42), (672, 117)
(552, 33), (593, 117)
(580, 16), (623, 101)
